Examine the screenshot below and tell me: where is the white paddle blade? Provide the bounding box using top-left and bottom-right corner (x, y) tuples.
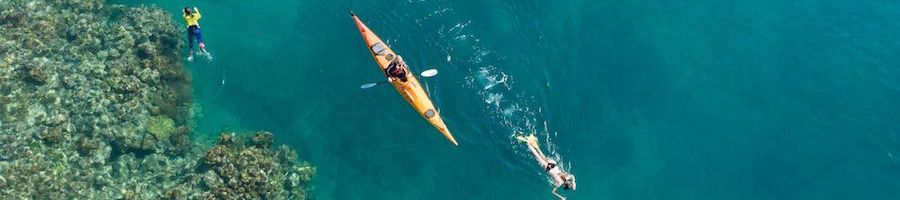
(421, 69), (439, 77)
(360, 83), (378, 89)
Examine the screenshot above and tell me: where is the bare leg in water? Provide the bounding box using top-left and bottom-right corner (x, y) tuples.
(516, 134), (567, 200)
(517, 135), (549, 168)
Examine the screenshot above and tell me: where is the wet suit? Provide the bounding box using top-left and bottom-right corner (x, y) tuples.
(183, 8), (203, 52)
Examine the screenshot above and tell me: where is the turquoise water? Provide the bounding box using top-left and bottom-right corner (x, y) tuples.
(116, 0), (900, 199)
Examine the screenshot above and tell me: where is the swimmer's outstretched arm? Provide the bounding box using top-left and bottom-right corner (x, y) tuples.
(552, 185), (566, 200)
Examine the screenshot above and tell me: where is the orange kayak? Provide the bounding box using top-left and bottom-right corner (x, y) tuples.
(350, 11), (459, 146)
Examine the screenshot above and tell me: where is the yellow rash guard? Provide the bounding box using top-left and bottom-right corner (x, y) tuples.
(183, 8), (201, 27)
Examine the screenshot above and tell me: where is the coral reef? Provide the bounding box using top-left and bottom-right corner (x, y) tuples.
(147, 115), (176, 139)
(0, 130), (314, 199)
(201, 132), (315, 199)
(1, 0), (189, 156)
(0, 0), (314, 199)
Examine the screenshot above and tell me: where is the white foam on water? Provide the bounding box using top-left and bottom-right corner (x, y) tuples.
(415, 7), (452, 26)
(485, 93), (503, 107)
(418, 4), (572, 181)
(449, 20), (471, 32)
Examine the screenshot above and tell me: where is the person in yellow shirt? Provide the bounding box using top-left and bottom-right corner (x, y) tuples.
(183, 7), (210, 61)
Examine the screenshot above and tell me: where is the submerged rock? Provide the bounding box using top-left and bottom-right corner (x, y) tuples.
(147, 115), (176, 139)
(202, 133), (314, 200)
(251, 130), (275, 148)
(0, 0), (313, 199)
(36, 126), (65, 144)
(1, 0), (191, 155)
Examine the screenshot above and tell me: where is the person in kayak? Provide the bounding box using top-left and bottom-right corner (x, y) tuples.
(385, 55), (409, 82)
(183, 6), (210, 61)
(516, 134), (576, 200)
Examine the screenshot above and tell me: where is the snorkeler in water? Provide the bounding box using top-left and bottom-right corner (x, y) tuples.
(183, 6), (210, 61)
(516, 134), (576, 200)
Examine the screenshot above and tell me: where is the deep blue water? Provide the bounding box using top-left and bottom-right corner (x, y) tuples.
(116, 0), (900, 199)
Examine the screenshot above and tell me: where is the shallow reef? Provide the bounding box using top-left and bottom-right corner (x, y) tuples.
(1, 0), (189, 157)
(0, 0), (313, 199)
(201, 132), (314, 200)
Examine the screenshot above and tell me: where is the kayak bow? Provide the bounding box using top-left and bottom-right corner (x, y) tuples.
(350, 11), (459, 146)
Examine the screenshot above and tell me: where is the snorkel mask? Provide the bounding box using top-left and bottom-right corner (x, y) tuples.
(564, 175), (576, 190)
